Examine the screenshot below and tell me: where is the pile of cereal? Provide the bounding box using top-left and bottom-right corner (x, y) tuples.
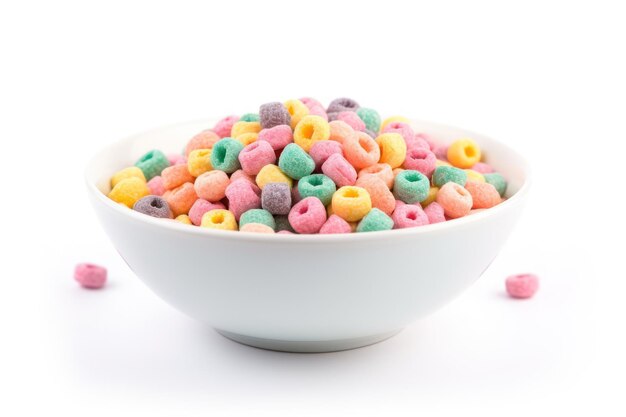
(107, 97), (508, 234)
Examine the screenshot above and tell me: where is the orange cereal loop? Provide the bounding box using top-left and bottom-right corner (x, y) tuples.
(185, 130), (220, 156)
(447, 138), (481, 168)
(420, 186), (439, 207)
(343, 131), (380, 169)
(465, 180), (501, 209)
(380, 116), (410, 133)
(392, 167), (404, 178)
(165, 182), (198, 217)
(108, 177), (149, 208)
(284, 99), (310, 129)
(376, 133), (407, 169)
(328, 120), (356, 145)
(293, 115), (330, 152)
(111, 166), (146, 188)
(161, 164), (195, 190)
(355, 175), (395, 216)
(357, 163), (394, 189)
(236, 132), (258, 146)
(187, 149), (213, 177)
(231, 121), (262, 139)
(436, 182), (472, 218)
(331, 186), (372, 222)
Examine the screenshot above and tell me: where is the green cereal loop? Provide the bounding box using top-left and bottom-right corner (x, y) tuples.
(357, 208), (393, 233)
(356, 108), (381, 133)
(393, 170), (430, 204)
(240, 113), (260, 122)
(210, 138), (244, 173)
(432, 166), (468, 187)
(298, 174), (336, 206)
(484, 173), (507, 197)
(239, 209), (276, 230)
(278, 143), (315, 180)
(135, 149), (170, 181)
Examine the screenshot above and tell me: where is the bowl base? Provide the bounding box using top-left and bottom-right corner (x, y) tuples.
(215, 328), (403, 353)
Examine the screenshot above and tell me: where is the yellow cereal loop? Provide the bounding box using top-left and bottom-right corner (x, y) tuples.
(236, 132), (258, 146)
(293, 115), (330, 152)
(447, 138), (481, 169)
(231, 121), (262, 139)
(284, 99), (309, 129)
(108, 177), (149, 208)
(465, 169), (486, 183)
(380, 115), (410, 133)
(175, 214), (192, 225)
(420, 186), (439, 207)
(111, 166), (146, 188)
(436, 159), (451, 167)
(376, 133), (407, 169)
(256, 164), (293, 189)
(201, 209), (238, 231)
(187, 149), (212, 177)
(331, 186), (372, 222)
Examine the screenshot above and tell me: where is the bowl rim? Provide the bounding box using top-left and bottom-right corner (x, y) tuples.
(85, 118), (532, 243)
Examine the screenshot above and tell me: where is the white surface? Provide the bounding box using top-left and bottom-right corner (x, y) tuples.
(1, 0), (624, 415)
(86, 119), (529, 349)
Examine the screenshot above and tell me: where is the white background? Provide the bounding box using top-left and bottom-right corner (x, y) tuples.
(1, 1), (624, 415)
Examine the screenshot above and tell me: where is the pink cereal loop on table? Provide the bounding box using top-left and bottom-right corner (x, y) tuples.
(391, 203), (429, 229)
(74, 263), (107, 289)
(337, 111), (366, 131)
(257, 125), (294, 151)
(213, 115), (240, 138)
(147, 176), (166, 196)
(506, 274), (539, 299)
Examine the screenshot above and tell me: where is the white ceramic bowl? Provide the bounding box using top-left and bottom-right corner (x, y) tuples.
(86, 120), (530, 352)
